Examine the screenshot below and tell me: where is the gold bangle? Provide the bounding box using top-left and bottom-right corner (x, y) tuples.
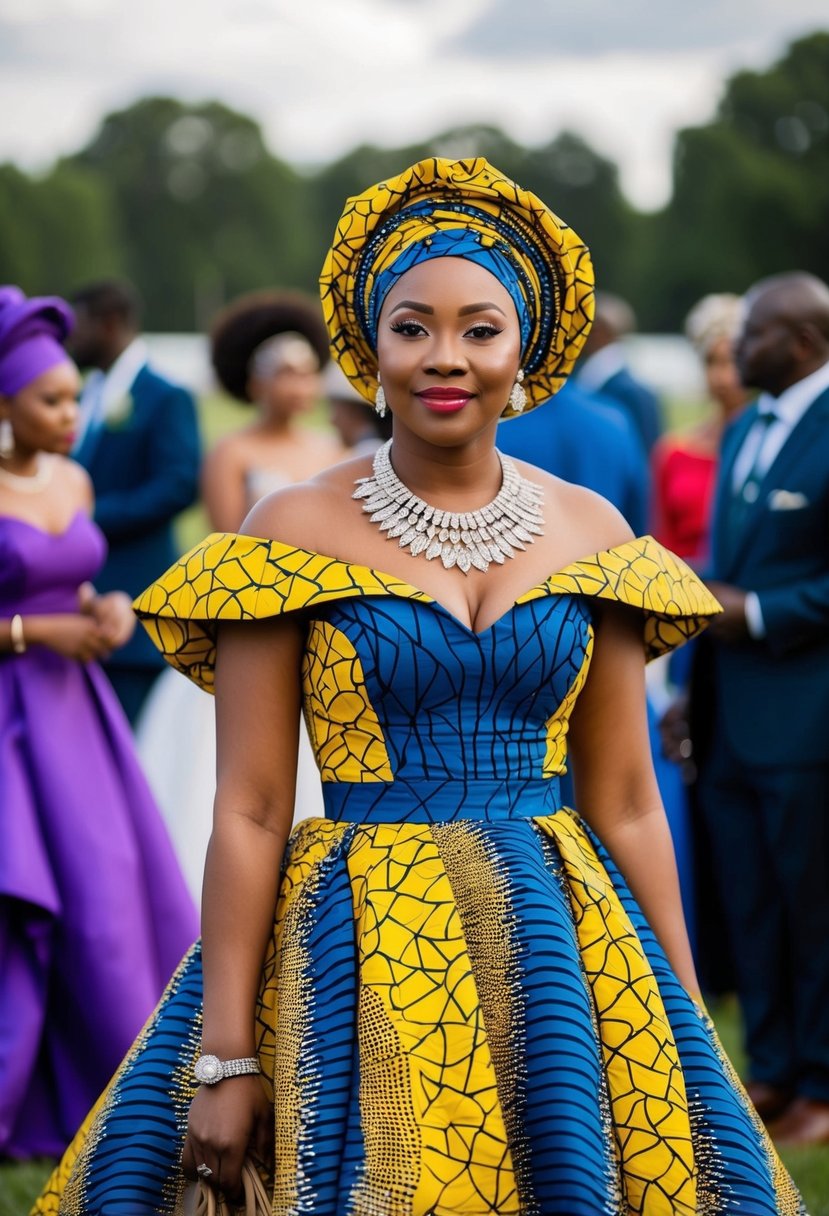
(10, 613), (26, 654)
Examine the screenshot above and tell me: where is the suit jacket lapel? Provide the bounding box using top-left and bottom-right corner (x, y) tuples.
(75, 364), (147, 472)
(712, 406), (756, 577)
(759, 385), (829, 492)
(726, 386), (829, 572)
(74, 413), (105, 470)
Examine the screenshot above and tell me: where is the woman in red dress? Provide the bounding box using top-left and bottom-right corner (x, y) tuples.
(653, 295), (751, 998)
(651, 294), (749, 565)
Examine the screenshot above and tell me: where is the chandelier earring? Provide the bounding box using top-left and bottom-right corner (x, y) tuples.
(0, 418), (14, 459)
(508, 369), (527, 414)
(374, 374), (388, 419)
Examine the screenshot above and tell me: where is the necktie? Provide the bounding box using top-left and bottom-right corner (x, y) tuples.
(726, 410), (777, 547)
(735, 409), (777, 506)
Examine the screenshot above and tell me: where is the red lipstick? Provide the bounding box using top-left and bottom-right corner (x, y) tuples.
(416, 388), (474, 414)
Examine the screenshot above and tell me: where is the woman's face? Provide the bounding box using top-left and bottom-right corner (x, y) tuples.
(705, 336), (748, 418)
(375, 257), (523, 447)
(249, 355), (321, 425)
(0, 360), (80, 457)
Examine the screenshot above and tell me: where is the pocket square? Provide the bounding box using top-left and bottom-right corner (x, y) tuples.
(768, 489), (809, 510)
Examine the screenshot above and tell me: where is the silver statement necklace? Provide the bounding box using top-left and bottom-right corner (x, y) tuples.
(354, 439), (544, 575)
(0, 454), (55, 494)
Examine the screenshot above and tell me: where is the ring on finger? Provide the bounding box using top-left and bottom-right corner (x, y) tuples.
(196, 1163), (213, 1179)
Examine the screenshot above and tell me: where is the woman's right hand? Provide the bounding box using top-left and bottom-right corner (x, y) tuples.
(28, 614), (113, 662)
(181, 1076), (273, 1201)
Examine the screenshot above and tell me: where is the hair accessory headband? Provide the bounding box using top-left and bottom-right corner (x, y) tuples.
(249, 332), (320, 380)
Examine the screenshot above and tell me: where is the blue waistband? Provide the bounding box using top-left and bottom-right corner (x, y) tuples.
(321, 776), (562, 824)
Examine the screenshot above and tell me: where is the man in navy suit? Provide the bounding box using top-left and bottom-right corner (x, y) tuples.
(69, 280), (200, 725)
(577, 292), (663, 453)
(695, 272), (829, 1145)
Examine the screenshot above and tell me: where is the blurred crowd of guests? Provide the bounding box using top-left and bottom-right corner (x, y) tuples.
(2, 267), (829, 1156)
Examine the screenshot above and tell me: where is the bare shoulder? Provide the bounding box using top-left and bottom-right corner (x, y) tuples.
(241, 455), (372, 549)
(203, 429), (249, 470)
(59, 457), (94, 512)
(513, 459), (635, 562)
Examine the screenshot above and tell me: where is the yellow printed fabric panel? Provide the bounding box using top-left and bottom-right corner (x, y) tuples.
(537, 812), (697, 1215)
(428, 822), (531, 1207)
(347, 823), (520, 1215)
(133, 533), (429, 691)
(31, 814), (807, 1214)
(520, 535), (721, 660)
(543, 623), (594, 776)
(265, 819), (351, 1214)
(302, 620), (393, 782)
(134, 532), (718, 690)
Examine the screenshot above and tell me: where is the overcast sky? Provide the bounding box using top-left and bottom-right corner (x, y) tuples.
(1, 0), (826, 209)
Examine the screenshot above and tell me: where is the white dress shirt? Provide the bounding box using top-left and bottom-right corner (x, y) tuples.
(732, 357), (829, 490)
(75, 338), (148, 451)
(735, 358), (829, 638)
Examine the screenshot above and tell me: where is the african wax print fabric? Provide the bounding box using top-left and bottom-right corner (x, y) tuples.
(34, 537), (804, 1215)
(319, 157), (594, 416)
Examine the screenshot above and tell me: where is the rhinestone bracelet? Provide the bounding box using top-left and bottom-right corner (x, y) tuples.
(193, 1054), (261, 1086)
(10, 614), (26, 655)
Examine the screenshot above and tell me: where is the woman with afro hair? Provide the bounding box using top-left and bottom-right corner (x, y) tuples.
(136, 292), (339, 898)
(202, 291), (343, 532)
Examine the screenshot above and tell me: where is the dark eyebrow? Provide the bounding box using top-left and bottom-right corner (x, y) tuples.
(388, 300), (507, 317)
(458, 302), (507, 317)
(389, 300), (433, 315)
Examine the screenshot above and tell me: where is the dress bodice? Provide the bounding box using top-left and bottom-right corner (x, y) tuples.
(0, 512), (106, 617)
(301, 591), (589, 822)
(135, 533), (719, 824)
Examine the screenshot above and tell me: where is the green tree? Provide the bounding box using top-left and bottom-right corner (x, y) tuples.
(520, 132), (639, 301)
(0, 165), (40, 287)
(642, 31), (829, 329)
(4, 28), (827, 335)
(69, 97), (315, 329)
(0, 162), (122, 295)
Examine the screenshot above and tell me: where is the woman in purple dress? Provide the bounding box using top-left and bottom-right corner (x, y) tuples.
(0, 286), (197, 1159)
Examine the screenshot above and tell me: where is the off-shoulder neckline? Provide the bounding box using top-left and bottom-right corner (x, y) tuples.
(212, 531), (673, 639)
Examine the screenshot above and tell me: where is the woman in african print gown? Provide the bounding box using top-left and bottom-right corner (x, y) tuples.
(35, 160), (804, 1215)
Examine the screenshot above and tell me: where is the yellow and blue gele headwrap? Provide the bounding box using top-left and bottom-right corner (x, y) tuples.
(320, 156), (595, 417)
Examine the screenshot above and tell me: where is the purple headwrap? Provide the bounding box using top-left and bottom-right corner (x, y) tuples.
(0, 285), (74, 396)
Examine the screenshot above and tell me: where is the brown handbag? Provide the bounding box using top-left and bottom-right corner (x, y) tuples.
(181, 1160), (271, 1216)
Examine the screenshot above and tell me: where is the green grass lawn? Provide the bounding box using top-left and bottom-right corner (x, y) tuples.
(173, 388), (246, 554)
(3, 1001), (828, 1215)
(0, 1160), (52, 1216)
